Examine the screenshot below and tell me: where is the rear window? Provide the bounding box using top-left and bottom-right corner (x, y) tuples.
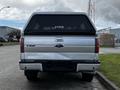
(24, 14), (96, 35)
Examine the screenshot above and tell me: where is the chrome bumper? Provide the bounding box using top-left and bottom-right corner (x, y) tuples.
(76, 64), (100, 72)
(19, 63), (100, 72)
(19, 63), (43, 71)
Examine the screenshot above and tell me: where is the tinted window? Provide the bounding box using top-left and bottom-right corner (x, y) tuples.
(24, 14), (96, 35)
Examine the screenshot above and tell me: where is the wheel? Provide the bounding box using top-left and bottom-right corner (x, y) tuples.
(24, 70), (38, 81)
(81, 72), (94, 82)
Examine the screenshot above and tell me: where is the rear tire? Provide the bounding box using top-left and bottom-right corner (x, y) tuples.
(24, 70), (38, 81)
(81, 72), (94, 82)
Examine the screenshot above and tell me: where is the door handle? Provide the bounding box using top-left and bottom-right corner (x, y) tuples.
(55, 44), (64, 48)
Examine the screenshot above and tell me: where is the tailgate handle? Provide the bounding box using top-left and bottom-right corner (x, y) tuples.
(55, 44), (64, 48)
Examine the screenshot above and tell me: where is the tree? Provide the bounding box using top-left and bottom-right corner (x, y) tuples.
(7, 30), (21, 42)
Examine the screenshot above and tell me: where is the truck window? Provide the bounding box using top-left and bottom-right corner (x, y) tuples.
(24, 14), (96, 35)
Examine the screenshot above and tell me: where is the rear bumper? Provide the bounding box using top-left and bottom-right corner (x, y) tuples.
(19, 60), (100, 72)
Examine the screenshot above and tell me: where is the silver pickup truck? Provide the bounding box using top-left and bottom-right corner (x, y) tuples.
(19, 12), (100, 82)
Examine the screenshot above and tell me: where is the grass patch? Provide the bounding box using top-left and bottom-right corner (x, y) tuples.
(99, 54), (120, 88)
(0, 42), (19, 46)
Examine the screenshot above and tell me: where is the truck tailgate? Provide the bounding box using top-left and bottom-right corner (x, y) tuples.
(23, 36), (97, 60)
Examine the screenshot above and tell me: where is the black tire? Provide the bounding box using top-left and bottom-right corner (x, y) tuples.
(81, 72), (94, 82)
(24, 70), (38, 81)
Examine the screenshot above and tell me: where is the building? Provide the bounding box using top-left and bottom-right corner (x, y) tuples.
(97, 28), (120, 46)
(99, 33), (115, 47)
(109, 28), (120, 44)
(0, 26), (21, 41)
(0, 26), (19, 36)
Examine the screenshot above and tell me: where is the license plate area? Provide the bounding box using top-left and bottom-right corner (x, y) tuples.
(43, 61), (76, 72)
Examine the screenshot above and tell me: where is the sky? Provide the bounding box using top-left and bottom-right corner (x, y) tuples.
(0, 0), (120, 30)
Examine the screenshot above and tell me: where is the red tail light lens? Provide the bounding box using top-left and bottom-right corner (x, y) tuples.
(95, 38), (99, 53)
(20, 38), (24, 53)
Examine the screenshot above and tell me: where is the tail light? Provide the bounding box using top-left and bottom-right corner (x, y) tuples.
(95, 38), (99, 53)
(20, 37), (24, 53)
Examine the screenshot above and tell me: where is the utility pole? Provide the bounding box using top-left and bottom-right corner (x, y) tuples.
(88, 0), (91, 17)
(88, 0), (95, 23)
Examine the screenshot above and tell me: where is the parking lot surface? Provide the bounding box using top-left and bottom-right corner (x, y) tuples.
(0, 45), (107, 90)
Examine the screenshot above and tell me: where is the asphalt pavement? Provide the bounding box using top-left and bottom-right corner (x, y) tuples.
(0, 45), (107, 90)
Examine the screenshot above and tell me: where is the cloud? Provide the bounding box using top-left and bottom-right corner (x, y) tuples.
(96, 0), (120, 24)
(0, 19), (25, 29)
(35, 0), (73, 12)
(22, 0), (42, 6)
(0, 0), (120, 29)
(0, 7), (30, 20)
(62, 0), (88, 12)
(0, 0), (89, 20)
